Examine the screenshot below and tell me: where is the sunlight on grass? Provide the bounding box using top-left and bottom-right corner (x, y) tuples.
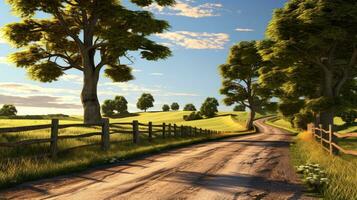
(291, 131), (357, 200)
(0, 111), (251, 189)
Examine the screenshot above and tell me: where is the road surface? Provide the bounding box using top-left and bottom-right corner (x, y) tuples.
(0, 118), (313, 200)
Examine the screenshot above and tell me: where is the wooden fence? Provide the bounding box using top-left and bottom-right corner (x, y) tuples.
(0, 119), (222, 158)
(307, 123), (357, 156)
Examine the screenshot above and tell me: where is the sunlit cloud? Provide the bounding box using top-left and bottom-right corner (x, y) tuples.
(145, 0), (223, 18)
(156, 31), (229, 49)
(60, 74), (82, 84)
(0, 94), (81, 109)
(0, 82), (80, 95)
(150, 72), (164, 76)
(235, 28), (254, 32)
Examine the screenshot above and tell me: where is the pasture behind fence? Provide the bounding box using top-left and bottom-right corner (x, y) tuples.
(307, 123), (357, 156)
(0, 119), (223, 159)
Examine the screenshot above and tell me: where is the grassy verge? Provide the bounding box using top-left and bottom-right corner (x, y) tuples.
(265, 117), (299, 135)
(264, 117), (357, 199)
(0, 129), (254, 189)
(290, 131), (357, 200)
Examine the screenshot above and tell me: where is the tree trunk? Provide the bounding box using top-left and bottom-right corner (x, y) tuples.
(246, 108), (256, 130)
(81, 70), (102, 124)
(318, 69), (335, 130)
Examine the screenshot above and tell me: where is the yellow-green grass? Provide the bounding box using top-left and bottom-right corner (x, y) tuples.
(265, 117), (299, 134)
(290, 131), (357, 200)
(0, 111), (252, 189)
(0, 119), (82, 128)
(267, 117), (357, 150)
(110, 111), (249, 131)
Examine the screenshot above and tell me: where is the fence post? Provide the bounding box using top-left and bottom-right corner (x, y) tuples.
(50, 119), (59, 158)
(319, 124), (323, 146)
(101, 118), (110, 151)
(148, 122), (153, 142)
(328, 124), (333, 155)
(194, 127), (197, 137)
(200, 128), (202, 135)
(181, 125), (184, 137)
(162, 123), (166, 139)
(133, 120), (140, 144)
(174, 124), (177, 137)
(168, 124), (172, 137)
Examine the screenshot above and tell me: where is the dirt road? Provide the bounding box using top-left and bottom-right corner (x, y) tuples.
(0, 118), (313, 200)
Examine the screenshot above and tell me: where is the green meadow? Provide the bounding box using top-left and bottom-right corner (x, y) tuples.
(0, 111), (252, 189)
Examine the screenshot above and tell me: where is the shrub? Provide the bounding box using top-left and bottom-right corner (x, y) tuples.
(296, 163), (329, 192)
(183, 111), (203, 121)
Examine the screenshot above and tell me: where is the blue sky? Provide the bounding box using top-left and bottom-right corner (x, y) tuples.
(0, 0), (287, 115)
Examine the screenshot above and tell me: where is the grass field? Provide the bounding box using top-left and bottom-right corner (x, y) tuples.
(266, 117), (357, 199)
(290, 132), (357, 200)
(265, 118), (298, 134)
(267, 117), (357, 150)
(0, 111), (252, 189)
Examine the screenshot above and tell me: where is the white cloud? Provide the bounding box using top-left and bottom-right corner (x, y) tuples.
(150, 72), (164, 76)
(160, 92), (199, 97)
(156, 31), (229, 49)
(101, 82), (199, 97)
(0, 82), (80, 95)
(145, 0), (223, 18)
(132, 68), (142, 73)
(60, 74), (82, 84)
(102, 82), (160, 93)
(235, 28), (254, 32)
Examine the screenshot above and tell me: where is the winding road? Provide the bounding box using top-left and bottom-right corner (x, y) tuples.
(0, 118), (314, 200)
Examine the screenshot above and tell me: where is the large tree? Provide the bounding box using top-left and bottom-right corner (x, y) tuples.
(219, 41), (271, 130)
(3, 0), (174, 124)
(261, 0), (357, 129)
(137, 93), (154, 112)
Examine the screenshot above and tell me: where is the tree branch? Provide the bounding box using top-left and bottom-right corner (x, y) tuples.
(53, 9), (83, 49)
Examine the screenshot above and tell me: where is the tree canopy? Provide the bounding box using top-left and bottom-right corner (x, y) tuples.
(220, 41), (272, 129)
(162, 104), (170, 112)
(3, 0), (174, 123)
(183, 103), (196, 111)
(257, 0), (357, 129)
(0, 104), (17, 116)
(170, 102), (179, 111)
(137, 93), (154, 112)
(200, 97), (219, 118)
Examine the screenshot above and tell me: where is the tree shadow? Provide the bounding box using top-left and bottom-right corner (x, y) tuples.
(161, 171), (304, 198)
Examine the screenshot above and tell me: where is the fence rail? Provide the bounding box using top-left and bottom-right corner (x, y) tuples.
(307, 123), (357, 156)
(0, 119), (223, 159)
